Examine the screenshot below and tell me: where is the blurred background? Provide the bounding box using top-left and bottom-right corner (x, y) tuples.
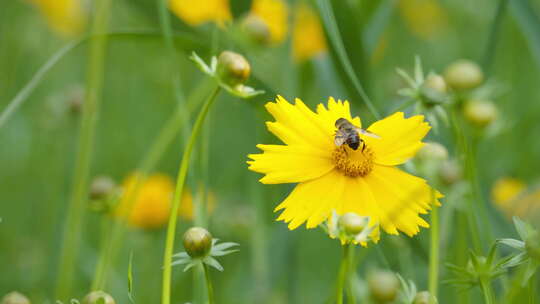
(1, 0), (540, 303)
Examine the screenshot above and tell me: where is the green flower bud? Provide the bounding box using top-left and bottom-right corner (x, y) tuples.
(463, 99), (498, 127)
(216, 51), (251, 87)
(183, 227), (213, 258)
(414, 291), (437, 304)
(1, 292), (30, 304)
(338, 212), (367, 235)
(89, 176), (116, 200)
(418, 142), (448, 162)
(83, 291), (115, 304)
(439, 160), (462, 185)
(424, 74), (447, 94)
(242, 15), (271, 45)
(368, 271), (400, 303)
(67, 85), (85, 114)
(443, 59), (484, 90)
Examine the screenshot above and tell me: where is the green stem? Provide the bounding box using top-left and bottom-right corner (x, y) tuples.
(161, 86), (221, 304)
(335, 244), (350, 304)
(55, 0), (111, 299)
(480, 279), (495, 304)
(346, 245), (357, 304)
(203, 263), (215, 304)
(429, 190), (440, 303)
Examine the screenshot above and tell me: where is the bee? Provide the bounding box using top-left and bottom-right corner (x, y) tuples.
(334, 118), (380, 151)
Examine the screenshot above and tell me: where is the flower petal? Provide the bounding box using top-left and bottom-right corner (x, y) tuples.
(265, 96), (333, 152)
(274, 170), (348, 229)
(364, 112), (430, 166)
(316, 97), (361, 138)
(247, 144), (334, 184)
(362, 165), (442, 236)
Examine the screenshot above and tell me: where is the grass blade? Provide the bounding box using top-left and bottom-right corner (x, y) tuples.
(315, 0), (381, 119)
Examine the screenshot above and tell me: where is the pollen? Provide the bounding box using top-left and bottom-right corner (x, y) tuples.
(333, 146), (374, 177)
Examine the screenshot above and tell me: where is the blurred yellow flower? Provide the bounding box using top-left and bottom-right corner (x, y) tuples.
(491, 177), (526, 208)
(292, 3), (327, 62)
(178, 189), (217, 221)
(398, 0), (447, 40)
(248, 96), (442, 236)
(249, 0), (288, 44)
(169, 0), (231, 26)
(117, 173), (174, 229)
(31, 0), (86, 36)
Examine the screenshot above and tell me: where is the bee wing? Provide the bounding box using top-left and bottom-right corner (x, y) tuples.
(334, 130), (347, 146)
(356, 128), (381, 139)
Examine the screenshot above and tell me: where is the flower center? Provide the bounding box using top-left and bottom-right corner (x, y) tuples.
(332, 145), (374, 177)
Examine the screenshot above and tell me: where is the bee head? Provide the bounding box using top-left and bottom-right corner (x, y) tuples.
(335, 118), (348, 128)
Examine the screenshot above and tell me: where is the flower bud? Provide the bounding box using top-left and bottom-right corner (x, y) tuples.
(183, 227), (213, 258)
(463, 99), (498, 127)
(89, 176), (116, 200)
(443, 59), (484, 90)
(216, 51), (251, 87)
(439, 160), (462, 185)
(418, 142), (448, 162)
(1, 292), (30, 304)
(424, 74), (447, 94)
(83, 291), (115, 304)
(67, 85), (85, 114)
(338, 212), (367, 235)
(414, 291), (438, 304)
(368, 271), (400, 303)
(242, 15), (271, 45)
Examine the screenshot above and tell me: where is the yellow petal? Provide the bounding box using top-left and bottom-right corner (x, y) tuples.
(292, 3), (327, 62)
(316, 97), (361, 138)
(169, 0), (231, 26)
(265, 96), (334, 151)
(275, 170), (348, 229)
(250, 0), (288, 44)
(363, 165), (442, 236)
(247, 144), (334, 184)
(365, 112), (430, 166)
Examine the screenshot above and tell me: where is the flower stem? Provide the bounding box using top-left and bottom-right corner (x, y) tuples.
(346, 245), (357, 304)
(161, 86), (221, 304)
(429, 190), (440, 303)
(203, 263), (215, 304)
(55, 0), (111, 299)
(336, 243), (350, 304)
(480, 279), (495, 304)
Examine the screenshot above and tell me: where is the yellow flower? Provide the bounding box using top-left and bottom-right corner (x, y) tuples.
(398, 0), (447, 40)
(169, 0), (231, 26)
(117, 173), (174, 229)
(178, 189), (217, 221)
(292, 3), (327, 62)
(31, 0), (86, 36)
(249, 0), (288, 44)
(491, 177), (526, 208)
(248, 96), (442, 236)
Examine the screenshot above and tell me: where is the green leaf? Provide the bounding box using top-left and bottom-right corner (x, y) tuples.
(522, 260), (539, 286)
(513, 216), (530, 240)
(497, 238), (526, 250)
(212, 242), (239, 252)
(509, 0), (540, 70)
(315, 0), (381, 119)
(203, 256), (224, 272)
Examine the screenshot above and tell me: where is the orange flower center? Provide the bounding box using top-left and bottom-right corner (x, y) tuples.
(332, 145), (374, 177)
